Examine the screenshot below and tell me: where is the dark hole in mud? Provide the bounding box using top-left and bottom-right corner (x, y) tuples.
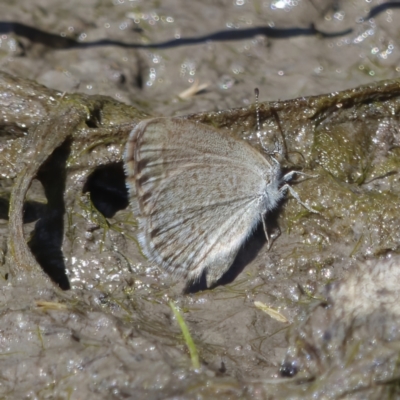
(280, 360), (299, 377)
(0, 197), (9, 220)
(0, 125), (28, 139)
(135, 63), (144, 89)
(23, 200), (48, 223)
(83, 162), (129, 218)
(29, 139), (72, 290)
(0, 196), (48, 223)
(86, 108), (102, 128)
(185, 207), (281, 293)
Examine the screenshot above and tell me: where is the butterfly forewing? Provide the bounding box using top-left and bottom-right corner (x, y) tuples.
(125, 117), (274, 283)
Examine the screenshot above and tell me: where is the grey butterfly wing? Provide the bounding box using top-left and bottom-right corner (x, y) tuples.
(125, 117), (273, 286)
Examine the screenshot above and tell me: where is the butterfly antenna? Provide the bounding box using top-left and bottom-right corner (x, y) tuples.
(254, 88), (261, 133)
(271, 108), (288, 159)
(254, 88), (274, 162)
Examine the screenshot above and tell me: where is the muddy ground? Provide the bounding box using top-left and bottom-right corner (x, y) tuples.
(1, 0), (400, 399)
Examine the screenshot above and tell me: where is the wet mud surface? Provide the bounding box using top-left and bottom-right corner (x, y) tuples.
(1, 1), (400, 399)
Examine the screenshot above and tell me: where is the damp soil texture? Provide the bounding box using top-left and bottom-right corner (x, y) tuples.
(1, 1), (400, 399)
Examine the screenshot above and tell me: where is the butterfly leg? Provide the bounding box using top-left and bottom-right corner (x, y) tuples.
(261, 212), (281, 250)
(261, 213), (271, 250)
(280, 184), (320, 214)
(282, 170), (318, 183)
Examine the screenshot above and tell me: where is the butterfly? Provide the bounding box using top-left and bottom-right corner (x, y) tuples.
(124, 109), (317, 288)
